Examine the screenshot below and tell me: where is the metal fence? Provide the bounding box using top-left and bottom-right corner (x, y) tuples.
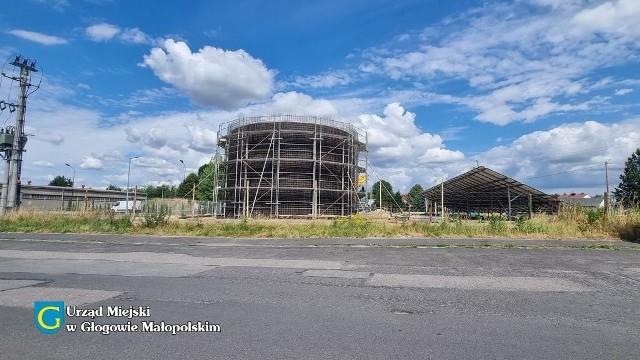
(139, 199), (225, 218)
(21, 197), (116, 211)
(16, 194), (226, 218)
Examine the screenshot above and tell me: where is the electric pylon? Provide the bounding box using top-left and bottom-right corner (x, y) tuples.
(0, 55), (39, 215)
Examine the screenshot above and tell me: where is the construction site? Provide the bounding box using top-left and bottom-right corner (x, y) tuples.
(216, 115), (368, 218)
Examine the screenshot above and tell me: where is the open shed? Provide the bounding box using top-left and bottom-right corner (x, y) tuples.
(422, 166), (559, 218)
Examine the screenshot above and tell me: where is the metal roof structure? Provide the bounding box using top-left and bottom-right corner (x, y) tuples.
(422, 166), (559, 216)
(563, 197), (605, 208)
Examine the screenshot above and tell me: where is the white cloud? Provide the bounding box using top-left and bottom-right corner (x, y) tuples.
(140, 39), (275, 110)
(356, 103), (464, 168)
(144, 127), (168, 149)
(32, 160), (54, 167)
(32, 131), (65, 145)
(615, 88), (633, 96)
(85, 23), (155, 45)
(10, 76), (231, 188)
(92, 151), (122, 162)
(265, 92), (337, 116)
(184, 123), (217, 153)
(477, 118), (640, 193)
(85, 23), (120, 42)
(359, 1), (640, 125)
(7, 30), (67, 45)
(292, 71), (353, 89)
(124, 127), (142, 143)
(119, 28), (152, 44)
(570, 0), (640, 37)
(80, 156), (104, 169)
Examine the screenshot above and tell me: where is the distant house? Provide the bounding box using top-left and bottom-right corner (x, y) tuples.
(562, 195), (605, 209)
(558, 193), (590, 201)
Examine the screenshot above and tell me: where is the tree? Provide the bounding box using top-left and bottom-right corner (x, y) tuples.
(158, 184), (177, 199)
(49, 175), (72, 187)
(177, 173), (199, 198)
(614, 148), (640, 208)
(140, 184), (177, 199)
(408, 184), (425, 212)
(194, 157), (226, 202)
(195, 162), (214, 201)
(393, 191), (405, 212)
(106, 184), (122, 191)
(143, 184), (161, 198)
(371, 180), (395, 210)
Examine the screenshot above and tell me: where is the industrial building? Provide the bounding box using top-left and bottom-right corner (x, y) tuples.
(422, 166), (560, 218)
(0, 184), (146, 211)
(217, 115), (367, 218)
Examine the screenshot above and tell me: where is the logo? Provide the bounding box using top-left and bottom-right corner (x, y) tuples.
(34, 301), (64, 334)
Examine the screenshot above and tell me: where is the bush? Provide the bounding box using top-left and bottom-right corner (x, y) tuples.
(586, 208), (605, 225)
(141, 201), (171, 228)
(488, 216), (508, 233)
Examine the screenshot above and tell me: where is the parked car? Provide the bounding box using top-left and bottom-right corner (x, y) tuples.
(111, 200), (143, 213)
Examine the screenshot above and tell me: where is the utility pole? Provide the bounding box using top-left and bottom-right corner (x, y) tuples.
(65, 163), (75, 209)
(379, 180), (382, 211)
(605, 160), (610, 214)
(440, 180), (444, 218)
(0, 55), (38, 215)
(508, 185), (512, 220)
(192, 182), (196, 217)
(212, 153), (219, 216)
(126, 156), (140, 215)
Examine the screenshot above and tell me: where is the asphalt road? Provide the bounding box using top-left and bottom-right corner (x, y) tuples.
(0, 233), (639, 360)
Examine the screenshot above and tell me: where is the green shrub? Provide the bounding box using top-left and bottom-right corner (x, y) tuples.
(141, 201), (171, 228)
(488, 216), (508, 233)
(586, 208), (605, 225)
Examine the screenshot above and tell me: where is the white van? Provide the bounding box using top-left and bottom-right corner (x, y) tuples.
(111, 200), (143, 213)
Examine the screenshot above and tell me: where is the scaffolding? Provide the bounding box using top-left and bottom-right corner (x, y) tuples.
(217, 115), (367, 218)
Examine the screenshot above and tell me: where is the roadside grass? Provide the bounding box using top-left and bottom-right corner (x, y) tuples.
(1, 208), (639, 241)
(0, 209), (133, 233)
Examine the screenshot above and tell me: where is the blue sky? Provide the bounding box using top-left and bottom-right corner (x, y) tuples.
(1, 0), (639, 195)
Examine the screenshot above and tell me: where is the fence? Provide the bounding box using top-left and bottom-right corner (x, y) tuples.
(17, 193), (225, 217)
(22, 197), (116, 211)
(140, 199), (225, 218)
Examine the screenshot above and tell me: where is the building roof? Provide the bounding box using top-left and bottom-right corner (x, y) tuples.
(422, 166), (559, 214)
(563, 197), (605, 208)
(558, 193), (590, 200)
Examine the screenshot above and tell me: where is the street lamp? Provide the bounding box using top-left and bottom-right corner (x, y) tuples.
(126, 156), (140, 215)
(65, 163), (75, 209)
(179, 159), (186, 181)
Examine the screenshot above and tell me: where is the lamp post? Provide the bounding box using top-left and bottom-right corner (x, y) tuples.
(179, 159), (186, 182)
(126, 156), (140, 215)
(65, 163), (75, 210)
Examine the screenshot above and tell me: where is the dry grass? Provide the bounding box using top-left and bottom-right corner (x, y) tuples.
(1, 207), (639, 241)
